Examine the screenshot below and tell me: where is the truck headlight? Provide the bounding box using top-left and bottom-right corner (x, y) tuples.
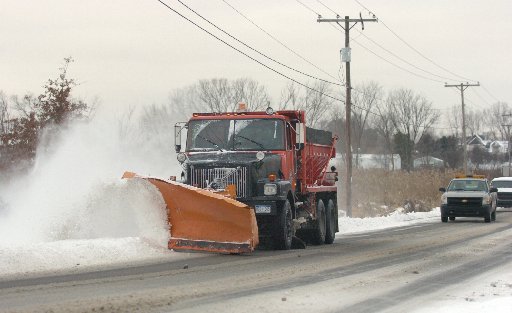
(264, 183), (277, 195)
(441, 194), (447, 205)
(482, 194), (491, 205)
(177, 152), (187, 163)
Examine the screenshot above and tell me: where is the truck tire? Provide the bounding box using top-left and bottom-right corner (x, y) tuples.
(312, 199), (326, 245)
(275, 200), (293, 250)
(324, 199), (336, 244)
(441, 215), (448, 223)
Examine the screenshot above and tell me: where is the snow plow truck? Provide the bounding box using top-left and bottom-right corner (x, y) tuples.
(124, 105), (339, 254)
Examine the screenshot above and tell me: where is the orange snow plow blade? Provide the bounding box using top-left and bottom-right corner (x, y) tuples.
(122, 172), (259, 254)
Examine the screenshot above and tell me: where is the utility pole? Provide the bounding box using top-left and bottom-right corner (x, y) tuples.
(444, 82), (480, 174)
(502, 113), (512, 176)
(318, 15), (377, 217)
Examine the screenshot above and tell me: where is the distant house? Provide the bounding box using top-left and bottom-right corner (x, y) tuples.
(489, 140), (509, 154)
(413, 156), (444, 169)
(331, 153), (401, 170)
(467, 134), (489, 151)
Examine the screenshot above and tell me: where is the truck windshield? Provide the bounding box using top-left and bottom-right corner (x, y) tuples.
(187, 119), (285, 151)
(492, 180), (512, 188)
(448, 180), (488, 192)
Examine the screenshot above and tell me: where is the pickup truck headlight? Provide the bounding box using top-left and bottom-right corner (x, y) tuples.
(441, 194), (447, 205)
(264, 183), (277, 195)
(482, 194), (491, 205)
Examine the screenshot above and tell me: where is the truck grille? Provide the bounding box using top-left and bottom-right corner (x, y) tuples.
(447, 197), (482, 208)
(190, 167), (248, 198)
(497, 192), (512, 200)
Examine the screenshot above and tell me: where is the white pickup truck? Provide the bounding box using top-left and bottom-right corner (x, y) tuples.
(491, 177), (512, 208)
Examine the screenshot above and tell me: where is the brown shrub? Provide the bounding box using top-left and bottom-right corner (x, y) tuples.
(346, 169), (456, 218)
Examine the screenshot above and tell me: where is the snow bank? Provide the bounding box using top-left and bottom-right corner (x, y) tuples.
(0, 205), (442, 278)
(338, 208), (440, 235)
(0, 109), (179, 277)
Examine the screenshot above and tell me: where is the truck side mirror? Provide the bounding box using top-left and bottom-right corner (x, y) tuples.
(490, 187), (498, 193)
(174, 122), (187, 153)
(295, 122), (305, 150)
(439, 187), (446, 192)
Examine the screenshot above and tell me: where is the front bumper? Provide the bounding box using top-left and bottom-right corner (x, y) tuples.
(441, 204), (492, 217)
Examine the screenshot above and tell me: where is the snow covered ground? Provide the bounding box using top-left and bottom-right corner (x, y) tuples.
(0, 114), (510, 311)
(0, 207), (440, 278)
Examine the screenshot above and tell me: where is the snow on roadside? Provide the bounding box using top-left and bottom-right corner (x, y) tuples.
(413, 266), (512, 313)
(0, 238), (172, 278)
(338, 207), (441, 235)
(0, 208), (441, 279)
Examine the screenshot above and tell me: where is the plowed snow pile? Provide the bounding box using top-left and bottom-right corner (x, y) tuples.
(0, 110), (178, 277)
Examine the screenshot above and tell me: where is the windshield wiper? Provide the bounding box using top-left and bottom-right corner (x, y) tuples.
(195, 134), (225, 152)
(235, 135), (265, 149)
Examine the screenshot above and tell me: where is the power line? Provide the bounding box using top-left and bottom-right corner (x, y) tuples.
(317, 0), (461, 83)
(352, 28), (461, 83)
(316, 0), (459, 84)
(176, 0), (343, 87)
(316, 0), (339, 16)
(295, 0), (321, 16)
(298, 5), (451, 128)
(481, 84), (501, 103)
(154, 0), (346, 104)
(158, 0), (458, 133)
(352, 0), (479, 83)
(470, 88), (492, 107)
(221, 0), (341, 84)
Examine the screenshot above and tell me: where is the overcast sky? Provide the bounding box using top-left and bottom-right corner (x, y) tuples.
(1, 0), (511, 130)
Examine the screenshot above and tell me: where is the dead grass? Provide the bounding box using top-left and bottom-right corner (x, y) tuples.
(344, 169), (456, 218)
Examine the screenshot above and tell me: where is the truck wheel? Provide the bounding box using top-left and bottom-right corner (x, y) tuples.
(449, 216), (455, 221)
(312, 199), (326, 245)
(275, 200), (293, 250)
(441, 215), (448, 223)
(324, 199), (336, 244)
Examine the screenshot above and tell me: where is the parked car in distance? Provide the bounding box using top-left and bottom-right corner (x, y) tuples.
(491, 177), (512, 208)
(439, 175), (497, 223)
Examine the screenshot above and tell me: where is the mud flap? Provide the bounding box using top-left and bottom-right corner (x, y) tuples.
(122, 172), (259, 254)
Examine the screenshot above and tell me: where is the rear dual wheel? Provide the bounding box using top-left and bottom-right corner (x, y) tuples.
(324, 199), (336, 244)
(312, 200), (327, 245)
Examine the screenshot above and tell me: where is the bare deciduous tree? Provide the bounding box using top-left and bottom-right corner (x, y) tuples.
(196, 78), (270, 113)
(465, 110), (483, 137)
(232, 78), (270, 111)
(351, 81), (382, 166)
(374, 101), (397, 170)
(448, 105), (461, 138)
(386, 88), (439, 171)
(167, 85), (202, 120)
(278, 82), (300, 110)
(0, 91), (10, 139)
(483, 101), (511, 140)
(278, 81), (334, 128)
